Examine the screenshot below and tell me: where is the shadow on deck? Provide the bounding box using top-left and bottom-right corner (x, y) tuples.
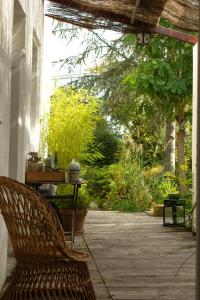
(84, 211), (196, 300)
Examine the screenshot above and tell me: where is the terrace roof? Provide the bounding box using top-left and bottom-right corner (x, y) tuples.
(46, 0), (198, 34)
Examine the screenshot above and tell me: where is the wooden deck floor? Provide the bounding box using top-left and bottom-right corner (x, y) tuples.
(82, 211), (196, 300)
(4, 211), (196, 299)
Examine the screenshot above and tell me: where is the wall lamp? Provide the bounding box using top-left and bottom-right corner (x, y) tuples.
(136, 32), (150, 45)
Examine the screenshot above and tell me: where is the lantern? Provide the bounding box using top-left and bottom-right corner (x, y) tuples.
(136, 32), (150, 45)
(163, 194), (185, 227)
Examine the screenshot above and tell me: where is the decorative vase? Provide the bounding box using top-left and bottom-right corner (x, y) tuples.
(68, 160), (80, 182)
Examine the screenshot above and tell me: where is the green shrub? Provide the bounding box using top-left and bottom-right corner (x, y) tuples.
(83, 166), (111, 208)
(54, 184), (91, 209)
(145, 170), (179, 204)
(103, 158), (151, 211)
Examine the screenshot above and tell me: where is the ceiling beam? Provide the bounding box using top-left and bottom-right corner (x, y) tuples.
(131, 0), (141, 24)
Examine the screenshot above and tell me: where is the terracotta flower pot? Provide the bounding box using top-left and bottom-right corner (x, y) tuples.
(59, 208), (87, 236)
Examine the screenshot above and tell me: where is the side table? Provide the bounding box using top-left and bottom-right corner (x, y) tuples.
(25, 171), (83, 246)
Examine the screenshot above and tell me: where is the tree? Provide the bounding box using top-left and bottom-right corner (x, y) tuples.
(165, 121), (175, 173)
(124, 37), (192, 192)
(85, 118), (122, 167)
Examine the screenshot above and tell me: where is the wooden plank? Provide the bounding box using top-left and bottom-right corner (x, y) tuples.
(84, 211), (196, 300)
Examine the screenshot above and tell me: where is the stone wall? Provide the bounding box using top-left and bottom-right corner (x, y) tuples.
(0, 0), (44, 290)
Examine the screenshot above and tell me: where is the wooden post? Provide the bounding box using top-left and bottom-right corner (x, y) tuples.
(196, 12), (200, 299)
(192, 44), (198, 234)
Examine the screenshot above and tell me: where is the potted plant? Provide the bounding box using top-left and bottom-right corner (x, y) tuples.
(25, 152), (66, 183)
(40, 87), (98, 171)
(40, 87), (99, 234)
(26, 152), (44, 171)
(55, 186), (90, 236)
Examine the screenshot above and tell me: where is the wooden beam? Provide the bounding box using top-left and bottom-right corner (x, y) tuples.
(196, 6), (200, 300)
(131, 0), (141, 24)
(149, 26), (198, 45)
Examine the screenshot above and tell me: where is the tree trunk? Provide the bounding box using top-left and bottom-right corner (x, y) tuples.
(177, 114), (186, 194)
(164, 119), (176, 173)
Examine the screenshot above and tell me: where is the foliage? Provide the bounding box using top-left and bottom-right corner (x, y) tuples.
(123, 34), (192, 194)
(103, 157), (151, 211)
(27, 152), (42, 163)
(84, 139), (152, 212)
(51, 22), (193, 212)
(122, 32), (193, 123)
(124, 54), (192, 117)
(55, 184), (91, 208)
(52, 23), (167, 167)
(146, 172), (179, 204)
(52, 23), (130, 73)
(83, 166), (111, 208)
(41, 86), (99, 169)
(84, 118), (122, 167)
(145, 162), (192, 228)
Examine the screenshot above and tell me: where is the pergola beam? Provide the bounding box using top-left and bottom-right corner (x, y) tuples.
(149, 26), (198, 45)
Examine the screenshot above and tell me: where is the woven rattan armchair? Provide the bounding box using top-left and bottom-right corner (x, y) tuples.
(0, 176), (96, 300)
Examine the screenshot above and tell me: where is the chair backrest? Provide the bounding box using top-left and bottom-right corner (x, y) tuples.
(0, 176), (68, 261)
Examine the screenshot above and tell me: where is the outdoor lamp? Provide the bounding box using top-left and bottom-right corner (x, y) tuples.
(136, 32), (150, 45)
(163, 194), (186, 227)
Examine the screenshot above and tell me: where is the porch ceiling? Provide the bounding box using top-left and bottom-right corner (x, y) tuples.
(46, 0), (199, 34)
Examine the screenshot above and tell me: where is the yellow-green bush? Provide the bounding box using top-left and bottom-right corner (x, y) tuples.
(41, 86), (99, 169)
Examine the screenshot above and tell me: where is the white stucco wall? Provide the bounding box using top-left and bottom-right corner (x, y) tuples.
(0, 0), (44, 291)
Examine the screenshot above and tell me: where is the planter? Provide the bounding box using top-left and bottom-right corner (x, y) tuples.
(27, 161), (44, 171)
(25, 171), (66, 183)
(59, 208), (87, 236)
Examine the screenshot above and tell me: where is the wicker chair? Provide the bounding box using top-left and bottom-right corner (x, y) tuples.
(0, 176), (96, 300)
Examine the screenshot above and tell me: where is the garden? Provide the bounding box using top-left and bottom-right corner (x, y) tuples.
(41, 19), (193, 228)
